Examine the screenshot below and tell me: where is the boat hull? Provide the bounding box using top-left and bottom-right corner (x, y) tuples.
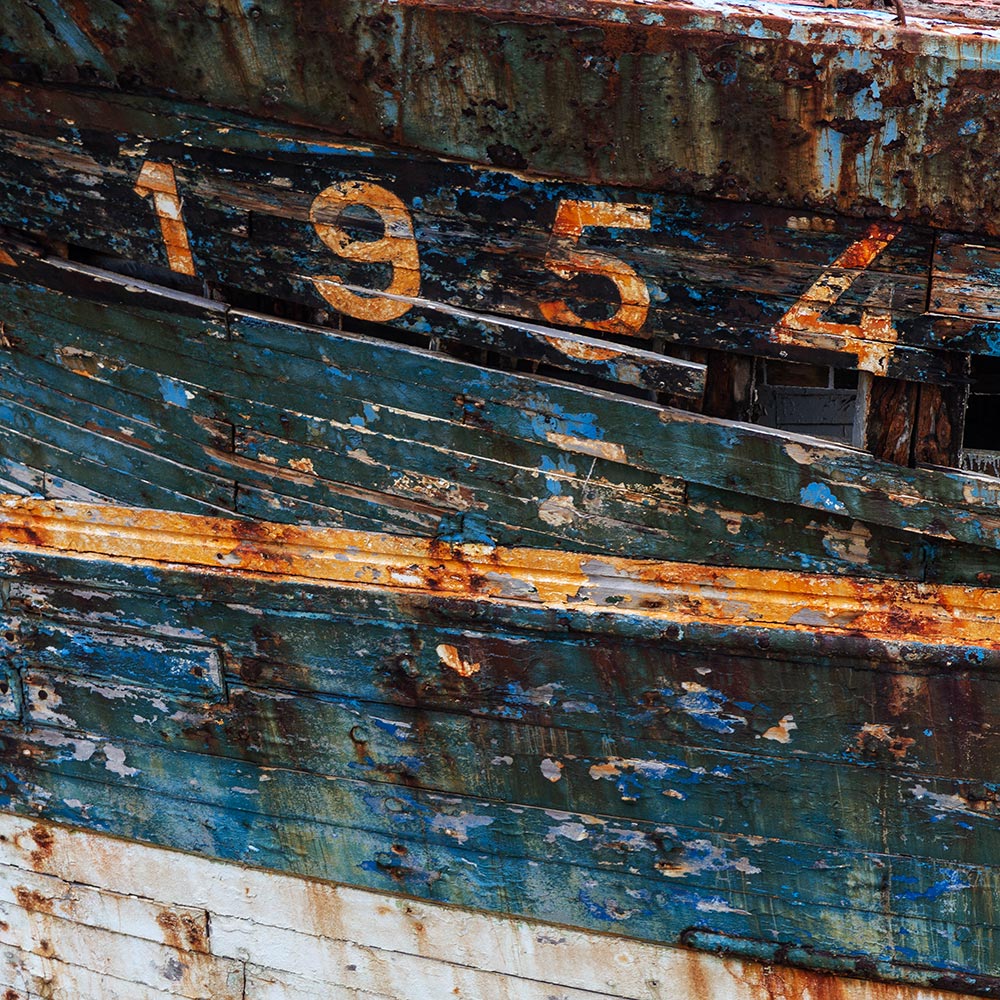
(0, 499), (997, 994)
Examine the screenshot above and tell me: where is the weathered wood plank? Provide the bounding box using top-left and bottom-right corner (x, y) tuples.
(1, 945), (200, 1000)
(0, 660), (22, 721)
(865, 377), (919, 465)
(0, 424), (232, 516)
(0, 82), (972, 384)
(1, 1), (1000, 234)
(0, 458), (43, 497)
(233, 482), (437, 537)
(0, 369), (233, 488)
(0, 899), (244, 999)
(230, 923), (640, 1000)
(7, 575), (999, 784)
(931, 235), (1000, 321)
(1, 537), (992, 681)
(9, 619), (224, 700)
(3, 499), (999, 658)
(20, 667), (998, 867)
(8, 699), (997, 937)
(0, 864), (210, 954)
(0, 349), (233, 455)
(3, 813), (985, 1000)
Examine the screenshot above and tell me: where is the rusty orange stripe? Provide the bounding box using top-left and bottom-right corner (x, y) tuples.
(1, 496), (999, 649)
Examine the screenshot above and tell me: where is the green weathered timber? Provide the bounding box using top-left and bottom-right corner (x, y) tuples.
(6, 245), (1000, 570)
(2, 3), (1000, 994)
(0, 538), (997, 995)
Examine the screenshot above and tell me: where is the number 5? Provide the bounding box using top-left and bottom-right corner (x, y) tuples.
(540, 200), (652, 336)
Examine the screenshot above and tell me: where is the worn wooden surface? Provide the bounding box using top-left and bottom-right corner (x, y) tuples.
(8, 238), (1000, 584)
(3, 2), (1000, 233)
(1, 6), (1000, 993)
(0, 81), (996, 387)
(1, 814), (986, 1000)
(0, 499), (997, 993)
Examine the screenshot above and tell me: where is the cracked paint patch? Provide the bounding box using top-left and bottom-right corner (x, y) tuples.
(762, 715), (797, 743)
(541, 758), (564, 782)
(799, 482), (847, 514)
(436, 644), (481, 677)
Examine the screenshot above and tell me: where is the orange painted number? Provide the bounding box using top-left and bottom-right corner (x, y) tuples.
(775, 222), (903, 374)
(309, 181), (420, 321)
(540, 200), (652, 336)
(134, 161), (196, 276)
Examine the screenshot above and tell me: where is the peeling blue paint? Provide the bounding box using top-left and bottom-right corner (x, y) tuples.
(800, 482), (847, 514)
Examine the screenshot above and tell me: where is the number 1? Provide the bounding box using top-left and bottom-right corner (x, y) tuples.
(134, 161), (197, 276)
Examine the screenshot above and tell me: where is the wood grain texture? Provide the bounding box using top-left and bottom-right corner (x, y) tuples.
(7, 245), (1000, 576)
(0, 502), (998, 991)
(0, 81), (982, 386)
(0, 814), (984, 1000)
(1, 15), (1000, 996)
(2, 1), (1000, 232)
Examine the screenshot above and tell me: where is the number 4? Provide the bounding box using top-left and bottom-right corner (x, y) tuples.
(540, 200), (652, 336)
(775, 221), (903, 374)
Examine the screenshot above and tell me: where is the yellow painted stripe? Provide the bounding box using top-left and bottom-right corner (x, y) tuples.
(1, 496), (998, 649)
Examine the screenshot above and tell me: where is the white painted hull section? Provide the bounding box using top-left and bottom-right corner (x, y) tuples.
(0, 813), (977, 1000)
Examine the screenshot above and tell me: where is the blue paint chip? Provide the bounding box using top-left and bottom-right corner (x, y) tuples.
(435, 512), (496, 548)
(800, 482), (847, 514)
(895, 871), (971, 902)
(157, 376), (191, 409)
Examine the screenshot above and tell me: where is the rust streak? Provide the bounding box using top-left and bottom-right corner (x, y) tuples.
(1, 498), (999, 651)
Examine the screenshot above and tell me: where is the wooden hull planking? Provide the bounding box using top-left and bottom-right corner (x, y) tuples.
(0, 499), (997, 993)
(1, 2), (1000, 996)
(3, 1), (1000, 231)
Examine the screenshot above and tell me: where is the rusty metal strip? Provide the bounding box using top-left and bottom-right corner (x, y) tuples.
(2, 496), (999, 650)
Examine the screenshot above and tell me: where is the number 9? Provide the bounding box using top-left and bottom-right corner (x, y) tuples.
(309, 181), (420, 321)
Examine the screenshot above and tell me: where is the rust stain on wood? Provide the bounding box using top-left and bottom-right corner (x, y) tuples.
(1, 497), (999, 652)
